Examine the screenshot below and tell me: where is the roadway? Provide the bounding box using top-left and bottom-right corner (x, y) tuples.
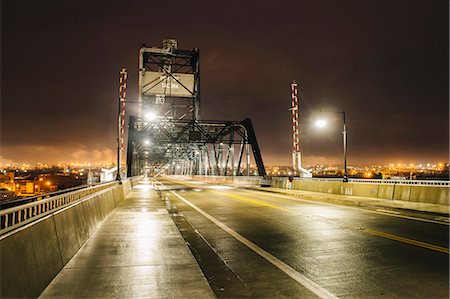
(155, 177), (449, 298)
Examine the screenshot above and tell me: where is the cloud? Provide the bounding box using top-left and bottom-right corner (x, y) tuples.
(1, 145), (115, 165)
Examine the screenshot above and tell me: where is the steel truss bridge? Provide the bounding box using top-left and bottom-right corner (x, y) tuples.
(126, 39), (266, 177)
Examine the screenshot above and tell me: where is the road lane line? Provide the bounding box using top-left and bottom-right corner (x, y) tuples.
(434, 216), (450, 223)
(159, 178), (450, 255)
(241, 189), (450, 226)
(375, 209), (401, 215)
(214, 191), (287, 211)
(168, 177), (449, 226)
(169, 190), (338, 299)
(162, 178), (287, 210)
(360, 228), (450, 254)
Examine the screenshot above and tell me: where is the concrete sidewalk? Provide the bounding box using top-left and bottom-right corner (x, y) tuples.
(40, 180), (214, 298)
(250, 186), (450, 216)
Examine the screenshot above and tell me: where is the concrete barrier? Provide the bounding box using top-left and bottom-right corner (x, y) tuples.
(122, 179), (132, 197)
(53, 202), (88, 264)
(1, 224), (42, 298)
(0, 180), (135, 298)
(393, 185), (411, 201)
(272, 177), (288, 189)
(409, 185), (450, 205)
(271, 177), (449, 207)
(349, 183), (379, 198)
(377, 184), (395, 200)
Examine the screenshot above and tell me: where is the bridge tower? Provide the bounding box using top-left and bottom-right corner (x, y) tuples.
(137, 39), (200, 123)
(126, 40), (267, 177)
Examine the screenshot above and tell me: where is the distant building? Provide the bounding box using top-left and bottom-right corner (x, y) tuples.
(0, 187), (16, 201)
(37, 173), (85, 192)
(100, 167), (118, 182)
(0, 172), (15, 191)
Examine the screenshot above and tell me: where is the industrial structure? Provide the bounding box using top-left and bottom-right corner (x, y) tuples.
(116, 68), (128, 180)
(126, 40), (266, 177)
(290, 81), (311, 177)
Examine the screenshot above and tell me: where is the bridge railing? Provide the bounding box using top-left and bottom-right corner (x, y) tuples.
(273, 177), (450, 186)
(0, 181), (118, 235)
(347, 178), (449, 186)
(0, 182), (116, 210)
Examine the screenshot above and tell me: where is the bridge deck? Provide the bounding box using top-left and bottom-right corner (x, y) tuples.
(39, 180), (214, 298)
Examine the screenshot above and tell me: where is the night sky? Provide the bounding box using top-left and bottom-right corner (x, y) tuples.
(1, 0), (448, 166)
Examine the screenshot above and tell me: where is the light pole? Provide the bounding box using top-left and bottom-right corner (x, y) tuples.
(342, 109), (348, 182)
(315, 109), (348, 182)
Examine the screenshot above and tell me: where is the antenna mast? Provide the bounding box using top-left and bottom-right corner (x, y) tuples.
(290, 80), (312, 177)
(291, 81), (301, 171)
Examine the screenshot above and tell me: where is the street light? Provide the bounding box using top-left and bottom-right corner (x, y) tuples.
(145, 111), (158, 121)
(315, 119), (328, 128)
(315, 109), (348, 182)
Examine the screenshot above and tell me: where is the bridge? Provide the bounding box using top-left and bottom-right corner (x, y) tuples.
(1, 40), (449, 298)
(1, 175), (449, 298)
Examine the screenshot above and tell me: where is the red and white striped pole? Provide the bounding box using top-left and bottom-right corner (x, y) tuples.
(119, 68), (128, 150)
(116, 68), (127, 181)
(291, 81), (301, 171)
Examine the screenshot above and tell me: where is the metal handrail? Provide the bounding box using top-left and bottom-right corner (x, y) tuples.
(0, 181), (116, 210)
(0, 181), (118, 235)
(191, 175), (263, 180)
(348, 178), (449, 186)
(271, 177), (450, 186)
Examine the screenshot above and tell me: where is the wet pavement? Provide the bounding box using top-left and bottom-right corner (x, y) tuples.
(39, 179), (214, 298)
(38, 177), (449, 298)
(157, 177), (449, 298)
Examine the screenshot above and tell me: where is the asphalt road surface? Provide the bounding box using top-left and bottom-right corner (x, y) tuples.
(154, 177), (449, 298)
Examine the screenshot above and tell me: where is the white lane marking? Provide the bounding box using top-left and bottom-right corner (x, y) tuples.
(240, 189), (450, 226)
(434, 216), (450, 222)
(170, 190), (338, 299)
(375, 209), (401, 215)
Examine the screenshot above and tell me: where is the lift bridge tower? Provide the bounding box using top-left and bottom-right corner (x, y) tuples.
(126, 39), (266, 177)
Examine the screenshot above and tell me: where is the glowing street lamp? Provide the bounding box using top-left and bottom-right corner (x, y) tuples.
(315, 109), (348, 182)
(145, 111), (158, 121)
(315, 119), (328, 128)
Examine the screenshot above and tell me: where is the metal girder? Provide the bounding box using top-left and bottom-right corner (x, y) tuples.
(126, 39), (266, 177)
(138, 40), (200, 121)
(126, 116), (266, 177)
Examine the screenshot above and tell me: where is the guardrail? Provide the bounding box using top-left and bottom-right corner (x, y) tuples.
(273, 177), (450, 186)
(348, 178), (449, 186)
(271, 177), (449, 206)
(0, 182), (119, 210)
(0, 181), (118, 235)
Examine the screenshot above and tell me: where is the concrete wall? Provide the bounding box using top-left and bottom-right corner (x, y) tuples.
(183, 176), (449, 206)
(0, 181), (134, 298)
(271, 178), (449, 206)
